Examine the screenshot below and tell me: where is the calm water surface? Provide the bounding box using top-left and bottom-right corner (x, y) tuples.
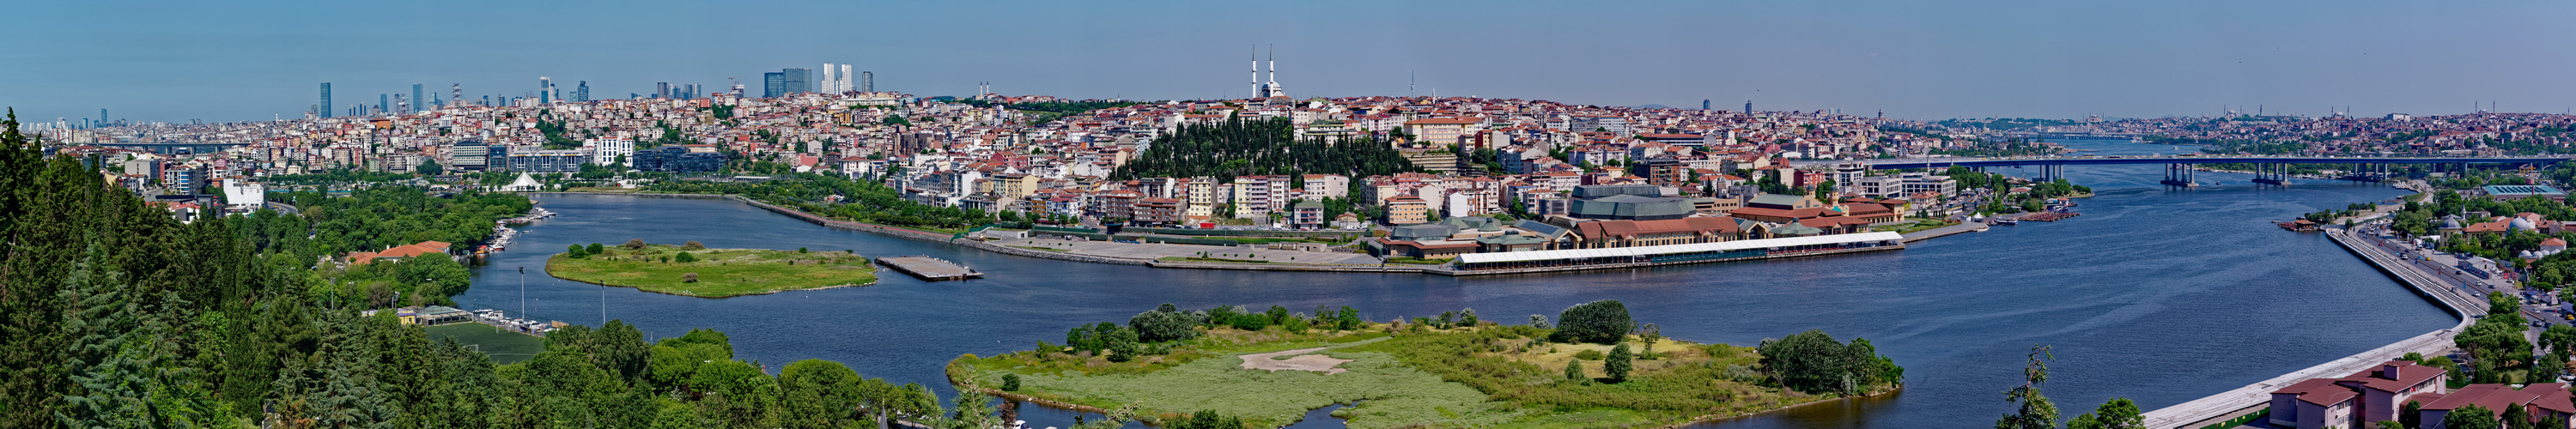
(453, 139), (2453, 428)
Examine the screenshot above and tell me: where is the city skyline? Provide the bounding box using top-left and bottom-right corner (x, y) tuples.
(6, 0), (2575, 124)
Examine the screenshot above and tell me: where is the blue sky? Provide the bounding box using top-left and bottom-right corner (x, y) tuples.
(5, 0), (2573, 124)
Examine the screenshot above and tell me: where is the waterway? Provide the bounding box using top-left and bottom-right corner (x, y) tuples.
(453, 138), (2454, 428)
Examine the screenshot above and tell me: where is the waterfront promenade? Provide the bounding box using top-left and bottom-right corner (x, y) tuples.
(2140, 227), (2482, 428)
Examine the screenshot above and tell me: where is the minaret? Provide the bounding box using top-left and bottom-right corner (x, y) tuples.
(1250, 45), (1260, 98)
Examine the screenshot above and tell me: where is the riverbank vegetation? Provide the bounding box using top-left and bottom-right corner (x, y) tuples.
(547, 241), (878, 298)
(947, 300), (1903, 429)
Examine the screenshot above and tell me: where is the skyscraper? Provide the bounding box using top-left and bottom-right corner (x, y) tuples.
(861, 71), (872, 93)
(1702, 100), (1710, 110)
(657, 82), (670, 99)
(840, 64), (853, 93)
(822, 63), (835, 93)
(380, 94), (390, 115)
(319, 82), (332, 118)
(539, 77), (553, 105)
(576, 82), (590, 102)
(412, 84), (424, 112)
(763, 68), (812, 98)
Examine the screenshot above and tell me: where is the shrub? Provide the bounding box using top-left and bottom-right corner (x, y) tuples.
(1574, 350), (1606, 360)
(567, 244), (588, 258)
(1000, 374), (1022, 391)
(623, 239), (647, 249)
(1605, 343), (1634, 383)
(1564, 360), (1585, 382)
(1554, 299), (1633, 344)
(1458, 308), (1479, 326)
(586, 243), (605, 255)
(674, 251), (697, 263)
(1130, 307), (1199, 342)
(682, 240), (706, 251)
(799, 247), (809, 253)
(682, 273), (698, 283)
(1227, 313), (1270, 331)
(1756, 329), (1904, 395)
(1529, 314), (1552, 329)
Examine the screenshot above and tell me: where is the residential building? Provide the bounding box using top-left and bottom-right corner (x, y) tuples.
(1387, 196), (1431, 225)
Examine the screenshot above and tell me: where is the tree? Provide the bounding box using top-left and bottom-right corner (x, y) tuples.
(675, 252), (697, 263)
(779, 360), (867, 429)
(1130, 306), (1199, 342)
(1564, 359), (1585, 382)
(1604, 343), (1634, 383)
(2067, 397), (2143, 429)
(999, 374), (1021, 391)
(1553, 299), (1633, 344)
(2445, 404), (2500, 429)
(1996, 345), (2058, 429)
(587, 243), (606, 255)
(2403, 400), (2424, 429)
(417, 159), (443, 176)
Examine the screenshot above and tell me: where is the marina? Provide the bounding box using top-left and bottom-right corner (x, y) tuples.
(876, 256), (984, 281)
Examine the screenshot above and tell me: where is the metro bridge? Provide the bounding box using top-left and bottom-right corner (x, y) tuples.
(1800, 155), (2576, 186)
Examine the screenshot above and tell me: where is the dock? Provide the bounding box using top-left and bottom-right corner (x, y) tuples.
(876, 256), (983, 281)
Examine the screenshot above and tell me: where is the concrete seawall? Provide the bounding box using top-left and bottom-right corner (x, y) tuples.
(2138, 228), (2478, 428)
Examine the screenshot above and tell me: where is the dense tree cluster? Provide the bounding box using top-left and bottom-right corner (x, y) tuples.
(0, 112), (1066, 429)
(1754, 330), (1904, 396)
(1552, 299), (1633, 344)
(1109, 117), (1419, 183)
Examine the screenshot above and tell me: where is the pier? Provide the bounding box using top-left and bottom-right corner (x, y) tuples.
(877, 256), (984, 281)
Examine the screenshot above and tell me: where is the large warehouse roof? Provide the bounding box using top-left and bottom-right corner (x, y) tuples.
(1455, 232), (1904, 264)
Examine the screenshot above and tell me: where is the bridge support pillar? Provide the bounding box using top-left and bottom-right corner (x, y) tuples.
(2162, 163), (2198, 187)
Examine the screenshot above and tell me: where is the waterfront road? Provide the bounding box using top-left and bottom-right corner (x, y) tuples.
(2141, 227), (2480, 428)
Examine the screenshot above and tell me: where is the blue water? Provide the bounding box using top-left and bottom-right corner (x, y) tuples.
(453, 139), (2453, 428)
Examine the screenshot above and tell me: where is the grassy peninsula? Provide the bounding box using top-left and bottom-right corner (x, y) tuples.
(946, 300), (1902, 429)
(546, 241), (878, 298)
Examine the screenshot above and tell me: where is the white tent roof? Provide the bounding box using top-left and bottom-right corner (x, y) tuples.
(1455, 232), (1904, 264)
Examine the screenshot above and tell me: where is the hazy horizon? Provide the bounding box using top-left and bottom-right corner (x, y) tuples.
(7, 0), (2574, 124)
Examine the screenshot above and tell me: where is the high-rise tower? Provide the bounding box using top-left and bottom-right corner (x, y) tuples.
(839, 63), (853, 93)
(822, 63), (836, 93)
(861, 71), (872, 93)
(411, 84), (424, 112)
(576, 82), (590, 102)
(319, 82), (333, 118)
(539, 77), (553, 105)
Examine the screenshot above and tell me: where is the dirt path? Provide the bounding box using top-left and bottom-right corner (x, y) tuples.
(1238, 347), (1352, 374)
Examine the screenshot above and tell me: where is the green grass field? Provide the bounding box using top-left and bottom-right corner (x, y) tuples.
(951, 325), (1839, 429)
(424, 323), (546, 365)
(546, 245), (878, 298)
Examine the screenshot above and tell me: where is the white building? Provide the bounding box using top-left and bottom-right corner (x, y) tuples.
(584, 138), (634, 166)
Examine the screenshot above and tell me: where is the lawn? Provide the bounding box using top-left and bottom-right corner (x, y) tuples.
(424, 323), (545, 365)
(545, 244), (877, 298)
(1158, 257), (1272, 263)
(951, 324), (1854, 429)
(1887, 220), (1961, 234)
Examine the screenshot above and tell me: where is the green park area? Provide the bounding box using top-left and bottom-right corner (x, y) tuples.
(424, 323), (546, 365)
(946, 300), (1902, 429)
(546, 241), (878, 298)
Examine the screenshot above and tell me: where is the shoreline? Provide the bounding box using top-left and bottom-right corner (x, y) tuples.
(2139, 186), (2472, 428)
(537, 190), (1947, 276)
